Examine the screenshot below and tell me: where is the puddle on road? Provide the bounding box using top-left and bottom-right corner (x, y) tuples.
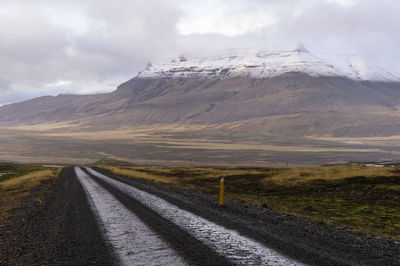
(86, 167), (307, 266)
(75, 167), (187, 266)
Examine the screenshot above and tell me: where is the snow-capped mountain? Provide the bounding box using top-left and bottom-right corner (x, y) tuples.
(1, 44), (400, 138)
(138, 44), (399, 82)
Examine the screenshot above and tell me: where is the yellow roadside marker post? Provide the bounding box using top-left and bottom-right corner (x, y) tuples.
(219, 177), (224, 205)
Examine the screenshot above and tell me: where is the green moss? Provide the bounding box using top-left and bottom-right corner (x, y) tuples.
(375, 185), (400, 191)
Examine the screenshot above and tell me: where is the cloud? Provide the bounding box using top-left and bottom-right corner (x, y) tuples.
(178, 0), (279, 36)
(0, 78), (12, 92)
(179, 0), (400, 70)
(277, 0), (400, 68)
(0, 0), (182, 104)
(0, 0), (399, 105)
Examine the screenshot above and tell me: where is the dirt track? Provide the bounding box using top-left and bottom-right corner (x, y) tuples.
(2, 166), (400, 265)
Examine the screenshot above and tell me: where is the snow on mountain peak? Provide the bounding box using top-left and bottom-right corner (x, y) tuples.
(137, 47), (399, 82)
(293, 43), (309, 53)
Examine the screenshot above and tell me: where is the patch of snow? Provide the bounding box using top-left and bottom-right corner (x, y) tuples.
(365, 164), (385, 167)
(0, 172), (13, 177)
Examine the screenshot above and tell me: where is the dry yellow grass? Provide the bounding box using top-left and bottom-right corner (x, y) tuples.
(0, 168), (61, 221)
(103, 167), (177, 185)
(156, 140), (383, 153)
(1, 169), (57, 190)
(261, 165), (399, 186)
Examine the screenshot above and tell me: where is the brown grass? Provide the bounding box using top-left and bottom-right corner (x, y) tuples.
(261, 165), (399, 185)
(0, 168), (61, 222)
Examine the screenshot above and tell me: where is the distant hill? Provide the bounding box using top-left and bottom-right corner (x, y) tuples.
(1, 46), (399, 137)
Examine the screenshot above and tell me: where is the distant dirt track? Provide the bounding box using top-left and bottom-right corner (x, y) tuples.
(2, 167), (400, 265)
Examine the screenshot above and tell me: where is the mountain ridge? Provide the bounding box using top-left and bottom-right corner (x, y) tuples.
(0, 46), (399, 137)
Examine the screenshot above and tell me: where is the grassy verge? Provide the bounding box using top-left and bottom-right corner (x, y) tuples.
(0, 163), (62, 222)
(99, 164), (400, 240)
(0, 162), (48, 181)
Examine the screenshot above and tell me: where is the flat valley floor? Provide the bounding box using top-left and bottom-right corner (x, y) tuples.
(1, 126), (400, 166)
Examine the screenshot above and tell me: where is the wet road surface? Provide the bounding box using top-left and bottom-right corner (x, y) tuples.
(75, 167), (187, 266)
(79, 166), (305, 265)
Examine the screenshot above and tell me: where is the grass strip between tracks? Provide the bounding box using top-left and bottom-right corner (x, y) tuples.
(98, 163), (400, 241)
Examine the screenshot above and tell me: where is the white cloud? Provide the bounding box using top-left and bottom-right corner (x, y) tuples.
(325, 0), (357, 8)
(45, 80), (72, 87)
(177, 0), (278, 36)
(41, 3), (91, 35)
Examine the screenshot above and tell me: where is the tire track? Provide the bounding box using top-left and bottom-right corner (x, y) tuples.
(75, 167), (187, 266)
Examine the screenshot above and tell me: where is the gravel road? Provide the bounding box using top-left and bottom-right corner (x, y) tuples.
(2, 166), (400, 265)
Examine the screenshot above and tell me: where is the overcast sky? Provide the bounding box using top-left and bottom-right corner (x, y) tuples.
(0, 0), (399, 105)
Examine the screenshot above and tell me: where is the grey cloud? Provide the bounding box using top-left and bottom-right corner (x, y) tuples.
(250, 0), (400, 69)
(0, 0), (182, 104)
(180, 0), (400, 71)
(0, 78), (11, 92)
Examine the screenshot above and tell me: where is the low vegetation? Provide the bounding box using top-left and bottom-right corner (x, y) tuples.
(99, 163), (400, 240)
(94, 158), (135, 166)
(0, 163), (61, 222)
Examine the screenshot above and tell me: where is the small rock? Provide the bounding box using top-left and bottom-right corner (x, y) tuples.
(303, 205), (318, 212)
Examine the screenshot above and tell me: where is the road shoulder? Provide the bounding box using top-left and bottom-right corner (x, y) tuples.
(0, 167), (117, 265)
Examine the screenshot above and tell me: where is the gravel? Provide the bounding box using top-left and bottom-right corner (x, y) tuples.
(0, 167), (117, 265)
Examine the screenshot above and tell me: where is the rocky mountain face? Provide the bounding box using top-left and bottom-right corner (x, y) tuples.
(0, 46), (399, 137)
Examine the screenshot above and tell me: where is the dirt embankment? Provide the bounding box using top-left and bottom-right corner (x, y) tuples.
(0, 167), (117, 265)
